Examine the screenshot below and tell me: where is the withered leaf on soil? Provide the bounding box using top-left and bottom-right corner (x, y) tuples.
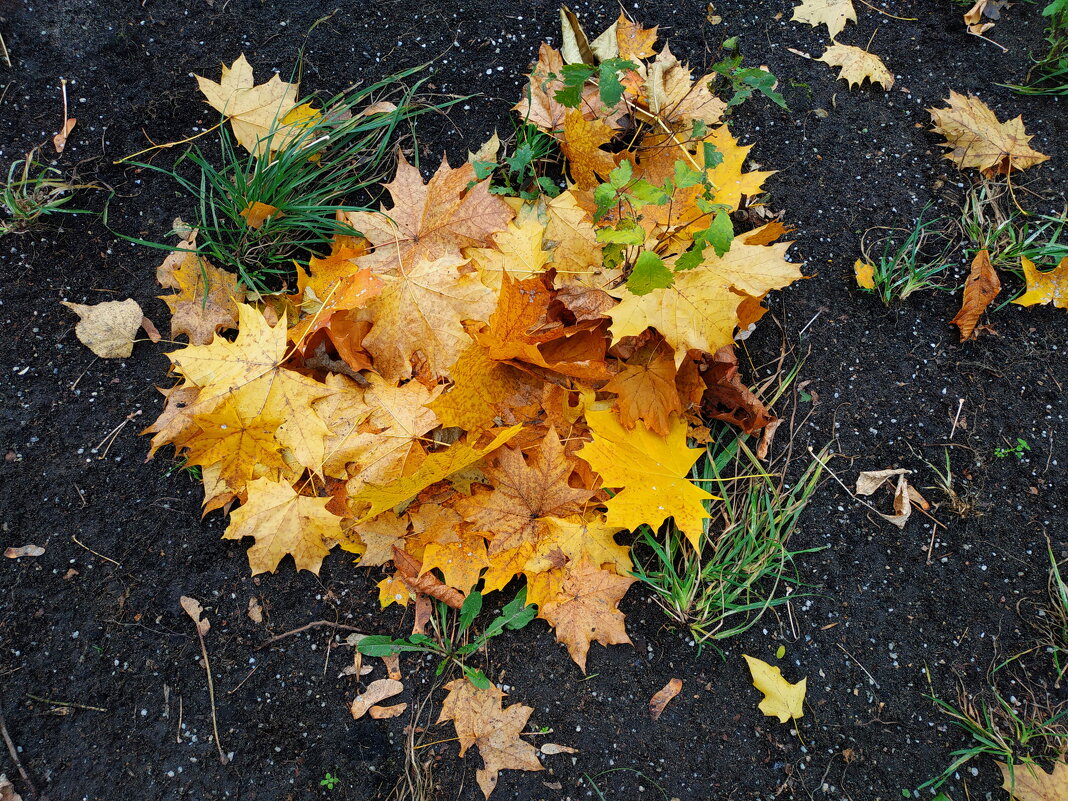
(648, 678), (683, 720)
(817, 43), (894, 91)
(350, 678), (404, 720)
(997, 759), (1068, 801)
(928, 92), (1049, 177)
(950, 249), (1001, 341)
(62, 299), (144, 359)
(791, 0), (856, 38)
(743, 655), (806, 723)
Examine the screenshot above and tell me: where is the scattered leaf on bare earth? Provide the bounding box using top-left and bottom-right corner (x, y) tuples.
(854, 259), (876, 290)
(0, 773), (24, 801)
(928, 92), (1049, 177)
(4, 544), (45, 559)
(964, 0), (1008, 35)
(997, 759), (1068, 801)
(649, 678), (683, 720)
(1014, 256), (1068, 310)
(368, 703), (408, 720)
(438, 679), (543, 799)
(61, 299), (144, 359)
(951, 249), (1001, 341)
(791, 0), (856, 38)
(350, 678), (404, 720)
(743, 655), (806, 723)
(817, 43), (894, 90)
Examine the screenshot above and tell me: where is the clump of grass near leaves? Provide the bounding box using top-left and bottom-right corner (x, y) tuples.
(132, 65), (458, 292)
(920, 677), (1068, 792)
(632, 367), (825, 649)
(859, 204), (959, 304)
(1, 150), (95, 235)
(1005, 0), (1068, 96)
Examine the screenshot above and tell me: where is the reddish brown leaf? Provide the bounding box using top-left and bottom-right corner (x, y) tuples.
(649, 678), (683, 720)
(951, 249), (1001, 342)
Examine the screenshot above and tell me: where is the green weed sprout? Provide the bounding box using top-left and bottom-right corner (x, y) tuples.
(994, 438), (1030, 460)
(860, 205), (958, 304)
(1, 150), (94, 235)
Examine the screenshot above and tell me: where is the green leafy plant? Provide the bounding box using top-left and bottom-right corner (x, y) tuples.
(994, 437), (1030, 460)
(356, 589), (536, 689)
(474, 121), (561, 200)
(1, 150), (95, 235)
(1005, 0), (1068, 95)
(319, 772), (339, 790)
(710, 37), (787, 110)
(632, 368), (825, 649)
(131, 66), (457, 291)
(860, 205), (958, 304)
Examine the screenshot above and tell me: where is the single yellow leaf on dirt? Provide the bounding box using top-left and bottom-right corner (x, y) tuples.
(854, 259), (876, 290)
(61, 298), (144, 359)
(344, 153), (514, 273)
(195, 54), (302, 156)
(1014, 256), (1068, 310)
(649, 678), (683, 720)
(997, 759), (1068, 801)
(350, 678), (404, 720)
(951, 249), (1001, 341)
(928, 92), (1049, 177)
(350, 426), (522, 522)
(743, 654), (806, 723)
(561, 108), (619, 190)
(577, 408), (712, 548)
(791, 0), (856, 38)
(239, 201), (281, 229)
(818, 43), (894, 90)
(539, 556), (636, 672)
(224, 477), (342, 575)
(438, 678), (543, 799)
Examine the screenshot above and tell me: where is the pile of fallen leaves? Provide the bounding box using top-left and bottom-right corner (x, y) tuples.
(143, 10), (802, 675)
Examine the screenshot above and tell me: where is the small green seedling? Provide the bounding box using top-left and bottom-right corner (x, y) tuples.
(994, 438), (1030, 460)
(711, 38), (788, 109)
(357, 589), (535, 689)
(1, 150), (95, 235)
(319, 772), (339, 790)
(860, 205), (957, 304)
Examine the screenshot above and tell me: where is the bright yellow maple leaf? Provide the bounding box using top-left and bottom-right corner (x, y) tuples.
(561, 109), (619, 190)
(577, 408), (712, 548)
(1014, 256), (1068, 310)
(467, 212), (550, 290)
(183, 399), (288, 491)
(195, 54), (307, 157)
(156, 231), (245, 345)
(743, 655), (806, 723)
(224, 477), (343, 574)
(421, 530), (491, 593)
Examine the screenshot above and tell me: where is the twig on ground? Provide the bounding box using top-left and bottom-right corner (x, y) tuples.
(256, 620), (368, 650)
(949, 398), (965, 440)
(180, 597), (228, 765)
(71, 534), (120, 566)
(25, 694), (106, 712)
(0, 706), (39, 800)
(837, 643), (881, 689)
(225, 665), (259, 696)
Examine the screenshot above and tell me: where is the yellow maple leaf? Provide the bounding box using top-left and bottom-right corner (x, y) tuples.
(543, 190), (606, 285)
(561, 108), (619, 190)
(791, 0), (856, 38)
(224, 477), (343, 574)
(743, 654), (807, 723)
(428, 343), (543, 432)
(929, 92), (1049, 177)
(467, 212), (551, 290)
(608, 237), (801, 362)
(156, 239), (245, 345)
(1013, 256), (1068, 310)
(183, 399), (288, 491)
(532, 515), (632, 576)
(438, 679), (543, 798)
(195, 54), (306, 157)
(997, 759), (1068, 801)
(577, 408), (712, 548)
(817, 43), (894, 90)
(421, 530), (491, 593)
(539, 556), (636, 672)
(615, 12), (658, 60)
(350, 426), (522, 523)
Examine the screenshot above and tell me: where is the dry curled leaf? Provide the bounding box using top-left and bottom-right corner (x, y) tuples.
(4, 544), (45, 559)
(61, 299), (144, 359)
(649, 678), (683, 720)
(368, 702), (408, 719)
(854, 259), (876, 290)
(998, 759), (1068, 801)
(180, 595), (210, 636)
(964, 0), (1008, 35)
(247, 596), (263, 624)
(951, 249), (1001, 341)
(0, 774), (24, 801)
(540, 742), (579, 755)
(350, 678), (404, 719)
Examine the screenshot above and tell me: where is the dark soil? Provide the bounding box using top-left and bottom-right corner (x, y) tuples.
(1, 1), (1066, 800)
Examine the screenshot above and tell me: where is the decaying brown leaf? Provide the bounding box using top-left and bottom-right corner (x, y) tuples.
(997, 759), (1068, 801)
(964, 0), (1008, 35)
(649, 678), (683, 720)
(951, 249), (1001, 341)
(929, 92), (1050, 177)
(368, 702), (408, 719)
(856, 469), (929, 529)
(350, 678), (404, 720)
(4, 544), (45, 559)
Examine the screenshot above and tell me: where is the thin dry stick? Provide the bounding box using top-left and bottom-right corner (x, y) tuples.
(0, 31), (11, 68)
(0, 708), (38, 799)
(71, 534), (121, 566)
(949, 398), (965, 440)
(181, 598), (228, 765)
(256, 619), (367, 650)
(837, 643), (880, 689)
(25, 694), (106, 712)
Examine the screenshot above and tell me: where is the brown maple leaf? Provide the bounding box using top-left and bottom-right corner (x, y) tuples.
(929, 92), (1049, 177)
(603, 333), (681, 436)
(458, 427), (593, 555)
(438, 679), (543, 799)
(951, 249), (1001, 341)
(539, 556), (636, 672)
(344, 153), (514, 273)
